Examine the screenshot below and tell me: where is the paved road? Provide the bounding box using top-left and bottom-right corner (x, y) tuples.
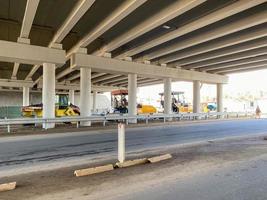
(0, 119), (267, 175)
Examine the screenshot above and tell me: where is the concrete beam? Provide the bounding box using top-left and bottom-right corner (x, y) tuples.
(144, 10), (267, 60)
(25, 0), (95, 80)
(68, 0), (148, 57)
(100, 0), (205, 53)
(11, 63), (20, 80)
(70, 53), (228, 84)
(210, 61), (267, 74)
(114, 77), (148, 86)
(37, 82), (125, 92)
(0, 79), (33, 88)
(138, 80), (163, 87)
(220, 65), (267, 74)
(65, 73), (80, 81)
(49, 0), (95, 44)
(92, 74), (121, 83)
(20, 0), (40, 38)
(0, 40), (65, 65)
(159, 25), (267, 64)
(12, 0), (40, 79)
(175, 37), (267, 66)
(183, 47), (267, 69)
(117, 78), (160, 87)
(117, 0), (266, 58)
(56, 68), (73, 80)
(202, 55), (267, 72)
(100, 76), (127, 85)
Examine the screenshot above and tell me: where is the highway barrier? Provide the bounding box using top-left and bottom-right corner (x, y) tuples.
(0, 112), (255, 133)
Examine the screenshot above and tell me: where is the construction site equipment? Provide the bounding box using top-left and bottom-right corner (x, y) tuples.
(159, 91), (193, 113)
(21, 94), (80, 118)
(111, 90), (157, 114)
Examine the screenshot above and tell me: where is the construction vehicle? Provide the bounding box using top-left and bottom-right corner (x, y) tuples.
(22, 94), (80, 117)
(159, 91), (193, 113)
(111, 90), (157, 114)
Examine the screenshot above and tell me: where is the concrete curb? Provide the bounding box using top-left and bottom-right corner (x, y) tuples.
(115, 158), (148, 168)
(148, 154), (172, 163)
(0, 182), (16, 192)
(74, 164), (114, 177)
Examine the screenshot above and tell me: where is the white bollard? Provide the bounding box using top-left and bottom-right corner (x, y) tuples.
(118, 123), (125, 163)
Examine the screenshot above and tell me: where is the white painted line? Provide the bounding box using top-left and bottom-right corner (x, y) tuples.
(0, 182), (16, 192)
(74, 164), (114, 177)
(148, 154), (172, 163)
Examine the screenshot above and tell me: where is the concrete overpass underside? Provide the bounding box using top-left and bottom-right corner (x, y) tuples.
(0, 0), (266, 127)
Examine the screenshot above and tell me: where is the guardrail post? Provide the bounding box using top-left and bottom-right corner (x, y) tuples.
(118, 123), (125, 163)
(103, 116), (106, 126)
(163, 116), (166, 123)
(5, 117), (10, 133)
(44, 119), (47, 130)
(76, 121), (79, 128)
(146, 116), (149, 124)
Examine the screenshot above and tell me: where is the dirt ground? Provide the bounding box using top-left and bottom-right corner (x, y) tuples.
(1, 134), (267, 200)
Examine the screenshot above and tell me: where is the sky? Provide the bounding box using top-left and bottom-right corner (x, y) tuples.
(137, 69), (267, 110)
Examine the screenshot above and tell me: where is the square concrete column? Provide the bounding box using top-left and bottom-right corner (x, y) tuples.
(217, 83), (223, 112)
(93, 90), (97, 113)
(69, 89), (75, 104)
(22, 86), (30, 106)
(80, 67), (91, 126)
(128, 74), (137, 123)
(193, 80), (200, 113)
(164, 77), (172, 115)
(42, 63), (56, 129)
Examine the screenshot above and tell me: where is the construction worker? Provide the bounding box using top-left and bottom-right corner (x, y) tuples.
(256, 105), (261, 119)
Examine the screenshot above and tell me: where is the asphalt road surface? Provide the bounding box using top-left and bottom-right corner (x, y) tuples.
(1, 119), (267, 176)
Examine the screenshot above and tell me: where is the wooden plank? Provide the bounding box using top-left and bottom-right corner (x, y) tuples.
(148, 154), (172, 163)
(0, 182), (16, 192)
(115, 158), (148, 168)
(74, 164), (114, 177)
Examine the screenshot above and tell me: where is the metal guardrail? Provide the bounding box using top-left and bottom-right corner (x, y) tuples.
(0, 112), (255, 133)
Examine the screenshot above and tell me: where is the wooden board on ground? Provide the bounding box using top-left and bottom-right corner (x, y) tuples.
(148, 154), (172, 163)
(0, 182), (16, 192)
(74, 164), (114, 177)
(115, 158), (148, 168)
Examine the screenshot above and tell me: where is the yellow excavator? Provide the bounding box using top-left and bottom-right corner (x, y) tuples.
(22, 94), (80, 118)
(111, 90), (157, 114)
(159, 91), (193, 113)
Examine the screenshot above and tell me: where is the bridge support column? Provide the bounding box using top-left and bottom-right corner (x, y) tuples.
(164, 78), (172, 118)
(42, 63), (56, 129)
(217, 83), (223, 113)
(80, 68), (91, 126)
(23, 86), (30, 106)
(93, 90), (97, 113)
(128, 73), (137, 123)
(193, 80), (200, 114)
(69, 89), (75, 104)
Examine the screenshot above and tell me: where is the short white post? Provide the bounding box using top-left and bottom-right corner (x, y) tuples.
(118, 123), (125, 163)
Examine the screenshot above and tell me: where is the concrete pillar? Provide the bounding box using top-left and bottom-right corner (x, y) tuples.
(193, 80), (200, 113)
(80, 68), (91, 126)
(22, 86), (30, 106)
(164, 78), (172, 115)
(217, 83), (223, 112)
(69, 90), (75, 104)
(93, 90), (97, 113)
(42, 63), (56, 129)
(128, 73), (137, 123)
